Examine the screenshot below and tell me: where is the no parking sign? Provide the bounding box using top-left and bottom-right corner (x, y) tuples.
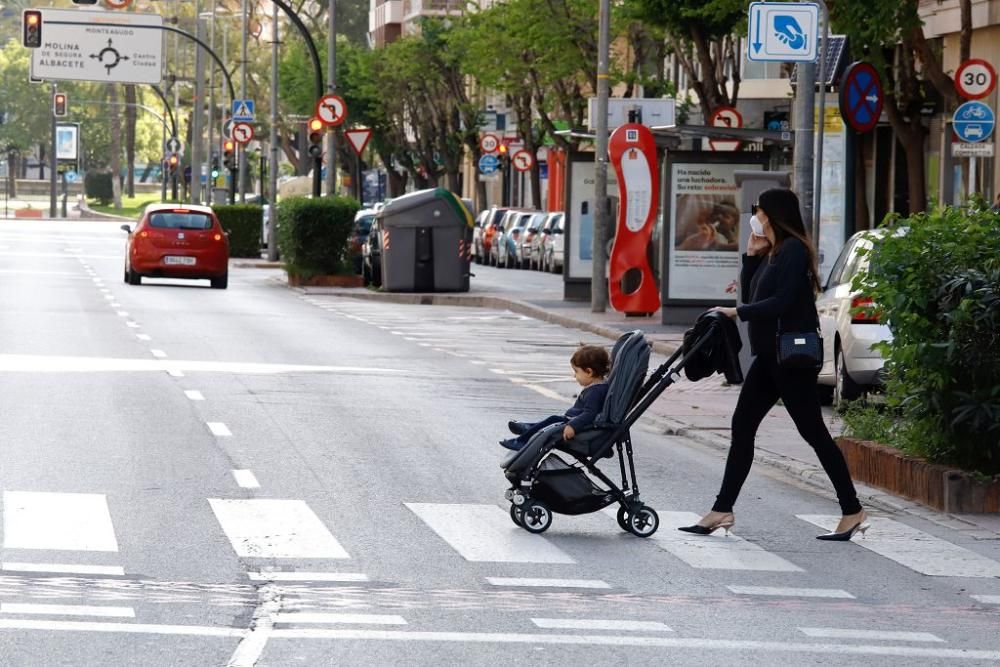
(839, 62), (883, 133)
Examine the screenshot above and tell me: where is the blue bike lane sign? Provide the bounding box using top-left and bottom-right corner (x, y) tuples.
(952, 101), (995, 143)
(747, 2), (820, 62)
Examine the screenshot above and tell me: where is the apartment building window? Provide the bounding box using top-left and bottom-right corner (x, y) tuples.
(743, 58), (785, 80)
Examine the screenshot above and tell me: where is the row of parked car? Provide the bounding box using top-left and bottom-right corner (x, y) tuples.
(473, 207), (565, 272)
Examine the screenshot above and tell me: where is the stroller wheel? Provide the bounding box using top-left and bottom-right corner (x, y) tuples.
(628, 506), (659, 538)
(509, 504), (525, 527)
(616, 506), (630, 532)
(520, 500), (552, 534)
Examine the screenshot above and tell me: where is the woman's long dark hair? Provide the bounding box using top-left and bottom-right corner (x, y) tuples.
(758, 188), (822, 292)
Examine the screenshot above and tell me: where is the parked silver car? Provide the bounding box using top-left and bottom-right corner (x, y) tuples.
(541, 212), (564, 273)
(816, 230), (893, 405)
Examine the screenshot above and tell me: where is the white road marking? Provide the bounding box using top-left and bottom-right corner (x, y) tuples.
(209, 499), (350, 559)
(185, 390), (205, 401)
(167, 369), (185, 377)
(2, 491), (119, 552)
(727, 585), (854, 599)
(136, 334), (152, 341)
(644, 511), (802, 572)
(3, 620), (1000, 659)
(126, 321), (140, 328)
(798, 627), (943, 642)
(207, 422), (232, 437)
(486, 578), (610, 589)
(405, 503), (574, 564)
(109, 303), (120, 308)
(1, 562), (125, 576)
(798, 515), (1000, 578)
(971, 595), (1000, 604)
(531, 618), (671, 632)
(0, 354), (417, 376)
(520, 384), (574, 404)
(0, 252), (121, 259)
(232, 470), (260, 489)
(246, 571), (368, 583)
(0, 270), (88, 277)
(116, 311), (128, 317)
(225, 588), (279, 667)
(274, 613), (406, 626)
(150, 349), (167, 358)
(0, 603), (134, 618)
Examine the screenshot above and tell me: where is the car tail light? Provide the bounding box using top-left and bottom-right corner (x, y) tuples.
(173, 209), (190, 214)
(214, 233), (222, 241)
(850, 296), (880, 323)
(140, 231), (148, 238)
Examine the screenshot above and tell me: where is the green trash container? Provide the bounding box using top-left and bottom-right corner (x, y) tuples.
(378, 188), (474, 292)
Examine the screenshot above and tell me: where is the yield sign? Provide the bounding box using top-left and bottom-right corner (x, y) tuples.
(345, 128), (372, 156)
(316, 94), (347, 127)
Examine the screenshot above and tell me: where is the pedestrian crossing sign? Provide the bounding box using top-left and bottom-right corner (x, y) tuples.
(232, 99), (255, 122)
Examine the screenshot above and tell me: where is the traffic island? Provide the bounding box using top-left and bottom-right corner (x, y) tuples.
(13, 208), (43, 219)
(837, 436), (1000, 513)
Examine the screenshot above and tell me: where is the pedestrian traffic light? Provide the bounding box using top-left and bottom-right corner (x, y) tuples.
(53, 93), (67, 117)
(22, 10), (42, 49)
(307, 117), (324, 158)
(222, 139), (236, 170)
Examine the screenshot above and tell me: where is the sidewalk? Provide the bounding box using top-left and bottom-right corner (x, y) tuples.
(293, 264), (1000, 537)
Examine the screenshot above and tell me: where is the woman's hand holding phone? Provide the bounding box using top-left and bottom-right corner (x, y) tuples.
(747, 233), (771, 256)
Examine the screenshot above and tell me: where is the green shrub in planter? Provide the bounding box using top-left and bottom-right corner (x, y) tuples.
(85, 171), (114, 205)
(277, 196), (360, 278)
(856, 202), (1000, 474)
(213, 204), (263, 258)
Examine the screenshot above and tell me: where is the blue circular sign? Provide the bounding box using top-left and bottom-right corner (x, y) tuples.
(478, 154), (499, 175)
(64, 171), (78, 183)
(953, 101), (995, 143)
(839, 62), (883, 133)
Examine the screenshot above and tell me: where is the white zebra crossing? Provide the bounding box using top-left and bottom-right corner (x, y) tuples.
(208, 499), (350, 559)
(2, 491), (119, 552)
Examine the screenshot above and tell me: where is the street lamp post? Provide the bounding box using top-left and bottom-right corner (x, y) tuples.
(238, 0), (248, 202)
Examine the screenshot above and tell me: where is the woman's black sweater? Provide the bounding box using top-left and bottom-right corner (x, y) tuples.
(735, 237), (819, 359)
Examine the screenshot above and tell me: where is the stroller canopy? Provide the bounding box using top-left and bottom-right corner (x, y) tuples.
(595, 330), (650, 426)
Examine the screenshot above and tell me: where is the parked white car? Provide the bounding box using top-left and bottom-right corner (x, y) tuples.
(541, 212), (564, 273)
(816, 229), (893, 406)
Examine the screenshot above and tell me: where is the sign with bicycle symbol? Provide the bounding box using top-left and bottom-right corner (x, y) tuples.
(952, 101), (995, 143)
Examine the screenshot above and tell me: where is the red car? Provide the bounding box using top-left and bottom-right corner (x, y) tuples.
(122, 204), (230, 289)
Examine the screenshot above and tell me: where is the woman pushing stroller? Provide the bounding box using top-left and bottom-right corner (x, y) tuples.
(500, 345), (611, 451)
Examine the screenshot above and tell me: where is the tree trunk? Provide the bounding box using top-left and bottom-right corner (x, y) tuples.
(903, 116), (927, 214)
(38, 143), (45, 180)
(960, 0), (972, 63)
(7, 153), (16, 199)
(109, 84), (123, 209)
(125, 85), (137, 198)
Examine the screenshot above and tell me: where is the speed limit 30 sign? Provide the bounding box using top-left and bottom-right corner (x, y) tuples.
(956, 59), (997, 100)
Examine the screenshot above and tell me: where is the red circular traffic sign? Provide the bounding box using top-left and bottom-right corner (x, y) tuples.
(479, 133), (500, 153)
(955, 59), (997, 100)
(839, 61), (883, 133)
(708, 106), (742, 151)
(232, 122), (254, 145)
(511, 149), (534, 172)
(104, 0), (134, 9)
(315, 94), (347, 127)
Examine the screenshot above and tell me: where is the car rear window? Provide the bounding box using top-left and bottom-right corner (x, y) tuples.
(149, 212), (213, 230)
(355, 215), (375, 235)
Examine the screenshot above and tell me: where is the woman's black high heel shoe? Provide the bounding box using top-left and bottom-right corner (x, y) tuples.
(816, 513), (870, 541)
(678, 513), (735, 536)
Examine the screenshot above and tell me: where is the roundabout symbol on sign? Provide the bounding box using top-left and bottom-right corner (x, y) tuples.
(955, 59), (997, 100)
(232, 122), (254, 145)
(316, 94), (347, 127)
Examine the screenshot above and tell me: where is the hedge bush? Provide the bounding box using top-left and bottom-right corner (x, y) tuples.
(855, 201), (1000, 475)
(84, 171), (114, 205)
(213, 205), (263, 258)
(277, 196), (360, 278)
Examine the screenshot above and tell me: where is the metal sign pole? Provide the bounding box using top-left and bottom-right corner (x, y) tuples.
(50, 83), (58, 218)
(812, 0), (829, 246)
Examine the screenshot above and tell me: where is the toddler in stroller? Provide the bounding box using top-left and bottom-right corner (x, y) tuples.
(499, 345), (611, 451)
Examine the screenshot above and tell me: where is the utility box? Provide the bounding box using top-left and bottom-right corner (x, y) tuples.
(377, 188), (474, 292)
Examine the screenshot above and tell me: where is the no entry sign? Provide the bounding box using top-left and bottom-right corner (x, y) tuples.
(839, 62), (883, 133)
(955, 59), (997, 100)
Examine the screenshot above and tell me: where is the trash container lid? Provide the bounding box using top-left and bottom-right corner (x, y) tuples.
(378, 188), (473, 228)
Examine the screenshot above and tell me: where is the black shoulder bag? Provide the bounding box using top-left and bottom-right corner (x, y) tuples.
(775, 269), (823, 371)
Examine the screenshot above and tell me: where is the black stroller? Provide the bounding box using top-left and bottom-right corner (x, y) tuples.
(501, 315), (741, 537)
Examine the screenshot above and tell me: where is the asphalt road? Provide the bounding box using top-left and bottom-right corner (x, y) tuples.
(1, 219), (999, 666)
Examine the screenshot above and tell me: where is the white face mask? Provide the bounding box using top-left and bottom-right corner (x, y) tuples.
(749, 215), (765, 237)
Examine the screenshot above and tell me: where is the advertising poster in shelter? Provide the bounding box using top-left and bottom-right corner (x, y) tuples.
(56, 124), (79, 161)
(666, 160), (763, 302)
(816, 103), (847, 282)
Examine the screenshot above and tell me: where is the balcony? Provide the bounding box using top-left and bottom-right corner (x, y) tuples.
(371, 0), (404, 30)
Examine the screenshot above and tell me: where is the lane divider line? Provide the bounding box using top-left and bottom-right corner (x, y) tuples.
(274, 613), (405, 626)
(185, 390), (205, 401)
(207, 422), (232, 437)
(232, 470), (260, 489)
(531, 618), (672, 632)
(727, 585), (854, 599)
(798, 627), (944, 643)
(151, 349), (167, 359)
(485, 578), (610, 589)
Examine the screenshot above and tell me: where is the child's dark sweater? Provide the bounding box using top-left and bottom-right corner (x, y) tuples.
(565, 382), (609, 430)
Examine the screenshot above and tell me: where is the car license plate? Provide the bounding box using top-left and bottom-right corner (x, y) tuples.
(164, 256), (196, 266)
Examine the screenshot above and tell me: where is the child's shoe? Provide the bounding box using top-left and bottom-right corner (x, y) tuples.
(499, 438), (523, 451)
(508, 421), (529, 435)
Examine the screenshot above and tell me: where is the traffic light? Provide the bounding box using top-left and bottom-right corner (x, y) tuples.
(307, 117), (324, 158)
(22, 10), (42, 49)
(53, 93), (67, 117)
(222, 139), (236, 170)
(167, 154), (179, 171)
(497, 143), (509, 159)
(211, 155), (220, 180)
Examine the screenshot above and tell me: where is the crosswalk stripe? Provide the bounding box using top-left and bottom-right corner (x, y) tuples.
(797, 515), (1000, 578)
(971, 595), (1000, 604)
(274, 613), (406, 626)
(2, 491), (119, 552)
(486, 577), (610, 589)
(798, 627), (943, 642)
(646, 512), (803, 572)
(0, 603), (134, 618)
(209, 499), (349, 559)
(1, 562), (125, 576)
(207, 422), (232, 437)
(728, 585), (854, 599)
(531, 618), (671, 631)
(246, 571), (368, 582)
(405, 503), (574, 564)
